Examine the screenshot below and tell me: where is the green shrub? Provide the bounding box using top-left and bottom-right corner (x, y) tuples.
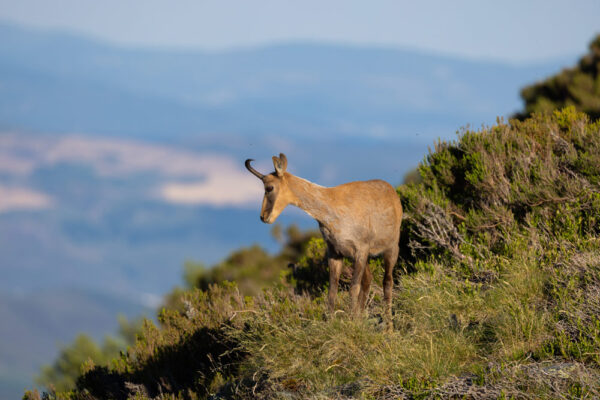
(517, 35), (600, 120)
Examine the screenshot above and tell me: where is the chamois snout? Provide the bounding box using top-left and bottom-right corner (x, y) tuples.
(246, 155), (289, 225)
(260, 207), (275, 224)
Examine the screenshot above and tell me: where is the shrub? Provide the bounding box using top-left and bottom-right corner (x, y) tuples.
(517, 35), (600, 120)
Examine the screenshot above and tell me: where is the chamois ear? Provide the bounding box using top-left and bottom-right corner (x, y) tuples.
(272, 155), (285, 177)
(279, 153), (288, 172)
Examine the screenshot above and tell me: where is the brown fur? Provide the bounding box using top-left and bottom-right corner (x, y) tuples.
(246, 153), (403, 330)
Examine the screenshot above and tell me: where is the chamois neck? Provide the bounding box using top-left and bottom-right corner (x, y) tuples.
(285, 173), (331, 223)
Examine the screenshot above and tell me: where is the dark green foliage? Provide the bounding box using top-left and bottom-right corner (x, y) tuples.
(183, 225), (320, 296)
(286, 236), (330, 295)
(61, 286), (251, 400)
(35, 316), (143, 393)
(517, 35), (600, 120)
(77, 327), (242, 399)
(36, 334), (110, 393)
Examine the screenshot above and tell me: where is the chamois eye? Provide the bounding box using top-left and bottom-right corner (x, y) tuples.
(265, 185), (274, 193)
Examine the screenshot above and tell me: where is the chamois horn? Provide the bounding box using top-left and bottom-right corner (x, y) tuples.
(245, 159), (265, 180)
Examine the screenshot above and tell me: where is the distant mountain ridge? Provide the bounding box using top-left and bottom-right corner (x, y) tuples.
(0, 21), (571, 142)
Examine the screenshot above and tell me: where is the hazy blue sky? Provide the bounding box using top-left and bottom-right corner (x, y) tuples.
(0, 0), (599, 63)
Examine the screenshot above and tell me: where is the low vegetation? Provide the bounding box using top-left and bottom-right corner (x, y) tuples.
(34, 317), (143, 393)
(27, 35), (600, 399)
(25, 107), (600, 399)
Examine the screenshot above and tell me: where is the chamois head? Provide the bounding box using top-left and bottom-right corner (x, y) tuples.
(245, 153), (294, 224)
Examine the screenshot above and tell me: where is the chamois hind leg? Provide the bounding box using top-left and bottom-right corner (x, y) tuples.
(358, 262), (373, 314)
(383, 245), (399, 332)
(327, 247), (343, 313)
(350, 251), (368, 317)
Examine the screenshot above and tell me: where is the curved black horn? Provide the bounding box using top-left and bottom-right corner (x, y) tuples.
(245, 159), (265, 180)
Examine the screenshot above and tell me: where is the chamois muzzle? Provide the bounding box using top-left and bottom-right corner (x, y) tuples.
(245, 159), (265, 180)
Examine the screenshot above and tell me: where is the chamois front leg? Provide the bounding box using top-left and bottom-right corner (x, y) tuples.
(327, 248), (343, 313)
(358, 263), (373, 313)
(349, 251), (368, 316)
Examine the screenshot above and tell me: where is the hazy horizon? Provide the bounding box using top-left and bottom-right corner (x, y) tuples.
(0, 0), (598, 63)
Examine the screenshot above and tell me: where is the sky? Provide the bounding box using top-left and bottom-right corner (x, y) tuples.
(0, 0), (599, 63)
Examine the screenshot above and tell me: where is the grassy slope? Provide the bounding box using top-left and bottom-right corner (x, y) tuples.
(28, 108), (600, 399)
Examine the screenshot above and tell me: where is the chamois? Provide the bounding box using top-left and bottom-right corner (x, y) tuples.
(245, 153), (402, 329)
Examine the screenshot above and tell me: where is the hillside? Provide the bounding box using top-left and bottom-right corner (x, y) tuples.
(27, 107), (600, 399)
